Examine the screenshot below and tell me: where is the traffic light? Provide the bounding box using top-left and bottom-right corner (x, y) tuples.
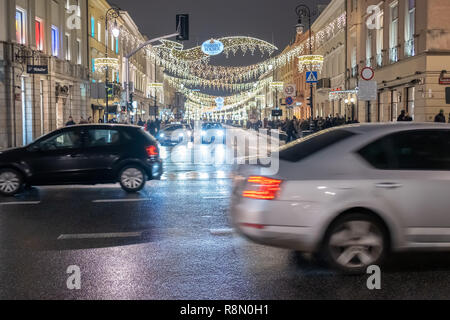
(176, 14), (189, 41)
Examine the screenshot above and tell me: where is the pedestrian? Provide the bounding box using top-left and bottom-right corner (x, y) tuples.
(98, 118), (104, 123)
(435, 110), (446, 123)
(286, 117), (298, 143)
(397, 110), (407, 122)
(88, 116), (94, 124)
(137, 117), (145, 127)
(65, 116), (76, 126)
(79, 117), (88, 124)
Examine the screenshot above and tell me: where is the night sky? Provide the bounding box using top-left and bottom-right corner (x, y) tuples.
(111, 0), (331, 66)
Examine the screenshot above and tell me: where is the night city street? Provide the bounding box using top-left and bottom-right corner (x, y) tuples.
(1, 0), (450, 305)
(1, 127), (450, 300)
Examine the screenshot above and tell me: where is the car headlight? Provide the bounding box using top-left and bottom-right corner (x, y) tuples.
(159, 133), (165, 138)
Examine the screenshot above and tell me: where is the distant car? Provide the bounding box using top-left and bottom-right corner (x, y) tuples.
(201, 122), (226, 144)
(0, 124), (162, 195)
(231, 123), (450, 273)
(157, 124), (193, 146)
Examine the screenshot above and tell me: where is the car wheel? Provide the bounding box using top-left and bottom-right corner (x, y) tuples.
(119, 166), (146, 193)
(321, 213), (388, 274)
(0, 169), (24, 196)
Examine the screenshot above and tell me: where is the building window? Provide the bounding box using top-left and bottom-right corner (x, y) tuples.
(51, 26), (59, 57)
(389, 2), (399, 63)
(91, 16), (95, 37)
(376, 11), (384, 67)
(15, 8), (26, 45)
(405, 0), (416, 57)
(92, 58), (96, 73)
(65, 33), (71, 60)
(35, 18), (44, 50)
(76, 39), (81, 64)
(115, 37), (119, 54)
(97, 22), (102, 42)
(366, 29), (373, 67)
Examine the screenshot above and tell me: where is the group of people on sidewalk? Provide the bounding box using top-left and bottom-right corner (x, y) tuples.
(397, 109), (450, 123)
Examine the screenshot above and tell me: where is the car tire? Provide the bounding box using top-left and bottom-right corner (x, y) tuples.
(321, 213), (389, 274)
(119, 165), (146, 193)
(0, 168), (24, 196)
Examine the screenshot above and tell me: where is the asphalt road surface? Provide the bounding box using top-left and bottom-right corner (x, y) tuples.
(2, 129), (450, 300)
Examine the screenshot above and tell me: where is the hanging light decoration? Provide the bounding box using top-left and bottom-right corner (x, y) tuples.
(297, 55), (324, 72)
(94, 57), (120, 72)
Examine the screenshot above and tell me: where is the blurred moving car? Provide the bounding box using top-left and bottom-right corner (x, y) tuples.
(201, 122), (226, 144)
(0, 124), (162, 195)
(157, 124), (193, 146)
(231, 123), (450, 273)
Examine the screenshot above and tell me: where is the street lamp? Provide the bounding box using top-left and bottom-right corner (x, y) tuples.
(104, 6), (121, 123)
(296, 4), (320, 124)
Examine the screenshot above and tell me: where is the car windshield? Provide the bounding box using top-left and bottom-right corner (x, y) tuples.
(202, 123), (222, 130)
(164, 125), (184, 132)
(279, 128), (356, 162)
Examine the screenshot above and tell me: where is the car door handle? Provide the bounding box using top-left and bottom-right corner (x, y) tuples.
(376, 183), (403, 189)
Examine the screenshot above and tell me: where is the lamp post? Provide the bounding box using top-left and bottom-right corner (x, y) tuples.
(295, 4), (314, 123)
(104, 7), (121, 123)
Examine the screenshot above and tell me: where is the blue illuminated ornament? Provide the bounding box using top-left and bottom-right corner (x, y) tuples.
(202, 39), (224, 56)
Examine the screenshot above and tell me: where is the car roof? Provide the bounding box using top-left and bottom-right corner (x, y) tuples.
(337, 122), (450, 135)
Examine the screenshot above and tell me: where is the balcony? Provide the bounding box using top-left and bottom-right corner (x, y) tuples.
(405, 39), (415, 57)
(376, 53), (384, 68)
(351, 65), (358, 78)
(390, 47), (399, 63)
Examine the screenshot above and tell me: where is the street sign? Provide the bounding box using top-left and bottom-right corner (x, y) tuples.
(306, 71), (318, 83)
(358, 80), (377, 101)
(201, 39), (224, 56)
(272, 109), (283, 117)
(285, 96), (294, 106)
(361, 67), (375, 81)
(27, 65), (48, 74)
(284, 84), (296, 97)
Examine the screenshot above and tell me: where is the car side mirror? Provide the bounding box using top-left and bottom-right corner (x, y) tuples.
(27, 144), (41, 152)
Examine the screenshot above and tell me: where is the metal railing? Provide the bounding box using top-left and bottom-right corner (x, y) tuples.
(390, 47), (399, 63)
(405, 39), (415, 57)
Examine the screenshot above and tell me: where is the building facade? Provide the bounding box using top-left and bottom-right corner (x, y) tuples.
(347, 0), (450, 123)
(0, 0), (90, 149)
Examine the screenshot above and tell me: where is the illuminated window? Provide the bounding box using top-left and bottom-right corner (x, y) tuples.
(65, 33), (71, 60)
(15, 8), (26, 44)
(91, 16), (95, 37)
(35, 19), (44, 50)
(115, 37), (119, 54)
(51, 26), (59, 56)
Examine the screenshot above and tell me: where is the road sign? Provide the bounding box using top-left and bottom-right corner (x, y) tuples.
(27, 65), (48, 74)
(285, 96), (294, 106)
(284, 84), (296, 97)
(306, 71), (318, 83)
(272, 109), (283, 117)
(358, 80), (377, 101)
(361, 67), (375, 81)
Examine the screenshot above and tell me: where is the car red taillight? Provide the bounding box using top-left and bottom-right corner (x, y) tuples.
(146, 145), (159, 157)
(242, 176), (282, 200)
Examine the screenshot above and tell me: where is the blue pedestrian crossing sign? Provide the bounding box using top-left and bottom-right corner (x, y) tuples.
(306, 71), (318, 83)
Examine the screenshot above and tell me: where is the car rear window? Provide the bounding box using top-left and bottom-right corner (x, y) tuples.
(279, 129), (355, 162)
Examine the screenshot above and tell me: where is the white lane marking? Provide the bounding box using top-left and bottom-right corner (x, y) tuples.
(57, 232), (143, 240)
(0, 201), (41, 206)
(209, 228), (234, 236)
(92, 198), (151, 203)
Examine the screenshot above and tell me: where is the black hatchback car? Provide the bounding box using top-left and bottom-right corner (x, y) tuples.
(0, 125), (163, 196)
